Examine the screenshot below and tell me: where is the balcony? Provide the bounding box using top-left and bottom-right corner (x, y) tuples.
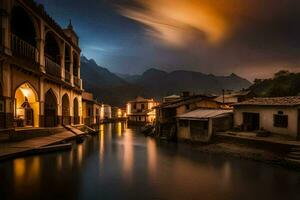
(65, 70), (71, 83)
(73, 76), (81, 88)
(45, 56), (61, 78)
(11, 34), (38, 62)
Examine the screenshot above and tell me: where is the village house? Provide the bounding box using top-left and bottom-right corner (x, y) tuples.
(100, 104), (112, 121)
(127, 96), (158, 125)
(214, 90), (253, 106)
(234, 96), (300, 140)
(82, 92), (102, 128)
(111, 106), (126, 120)
(0, 0), (83, 130)
(177, 109), (233, 142)
(155, 93), (225, 139)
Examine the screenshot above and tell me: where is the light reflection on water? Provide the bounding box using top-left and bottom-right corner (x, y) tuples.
(1, 123), (300, 200)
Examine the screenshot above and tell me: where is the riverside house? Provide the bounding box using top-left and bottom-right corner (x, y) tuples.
(177, 109), (233, 142)
(234, 97), (300, 140)
(0, 0), (83, 131)
(82, 92), (102, 128)
(155, 93), (225, 139)
(127, 96), (158, 125)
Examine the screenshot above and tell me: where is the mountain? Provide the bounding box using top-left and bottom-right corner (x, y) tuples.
(249, 70), (300, 97)
(81, 57), (252, 106)
(119, 68), (252, 99)
(80, 56), (143, 106)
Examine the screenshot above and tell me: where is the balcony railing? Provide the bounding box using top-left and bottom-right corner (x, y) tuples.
(11, 34), (38, 62)
(45, 56), (61, 78)
(65, 70), (71, 83)
(73, 76), (81, 88)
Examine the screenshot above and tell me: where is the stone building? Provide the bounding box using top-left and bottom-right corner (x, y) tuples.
(0, 0), (83, 129)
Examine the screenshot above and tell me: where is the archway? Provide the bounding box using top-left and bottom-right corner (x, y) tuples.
(11, 6), (37, 47)
(14, 82), (39, 127)
(11, 6), (38, 60)
(73, 97), (79, 124)
(73, 52), (79, 77)
(44, 89), (57, 127)
(64, 45), (71, 82)
(62, 94), (70, 125)
(44, 32), (60, 63)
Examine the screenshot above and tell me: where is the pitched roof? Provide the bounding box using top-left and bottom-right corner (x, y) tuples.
(235, 96), (300, 106)
(177, 109), (233, 119)
(155, 95), (215, 109)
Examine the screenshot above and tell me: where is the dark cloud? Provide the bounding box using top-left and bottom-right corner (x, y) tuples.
(37, 0), (300, 80)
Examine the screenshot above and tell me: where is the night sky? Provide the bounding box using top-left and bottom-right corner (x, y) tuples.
(36, 0), (300, 80)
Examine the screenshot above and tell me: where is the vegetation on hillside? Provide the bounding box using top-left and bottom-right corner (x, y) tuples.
(250, 70), (300, 97)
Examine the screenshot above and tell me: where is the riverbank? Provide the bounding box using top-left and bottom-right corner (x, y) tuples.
(173, 132), (300, 170)
(0, 127), (86, 161)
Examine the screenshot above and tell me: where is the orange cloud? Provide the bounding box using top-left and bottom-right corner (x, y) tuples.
(118, 0), (228, 47)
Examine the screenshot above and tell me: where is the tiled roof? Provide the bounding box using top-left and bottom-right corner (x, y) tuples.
(235, 96), (300, 106)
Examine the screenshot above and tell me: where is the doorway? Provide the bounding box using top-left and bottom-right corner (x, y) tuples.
(243, 112), (260, 131)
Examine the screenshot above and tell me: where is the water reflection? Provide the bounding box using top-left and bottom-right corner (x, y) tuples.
(14, 158), (26, 184)
(122, 128), (134, 182)
(147, 138), (157, 181)
(77, 144), (83, 166)
(1, 122), (300, 200)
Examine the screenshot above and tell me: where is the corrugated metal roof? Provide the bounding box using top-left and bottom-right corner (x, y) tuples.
(177, 109), (233, 119)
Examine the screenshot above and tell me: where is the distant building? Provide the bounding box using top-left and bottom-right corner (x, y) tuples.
(163, 95), (181, 103)
(177, 109), (233, 142)
(127, 96), (158, 125)
(234, 97), (300, 140)
(214, 90), (253, 105)
(155, 94), (225, 139)
(0, 0), (83, 129)
(112, 106), (126, 119)
(101, 104), (112, 120)
(82, 92), (101, 128)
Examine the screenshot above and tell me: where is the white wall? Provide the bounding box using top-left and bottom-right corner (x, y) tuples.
(234, 106), (299, 138)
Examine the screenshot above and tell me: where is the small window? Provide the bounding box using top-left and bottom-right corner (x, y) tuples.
(133, 103), (137, 110)
(179, 120), (189, 127)
(274, 114), (288, 128)
(141, 104), (145, 110)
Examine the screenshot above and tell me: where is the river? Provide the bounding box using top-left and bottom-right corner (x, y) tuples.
(0, 123), (300, 200)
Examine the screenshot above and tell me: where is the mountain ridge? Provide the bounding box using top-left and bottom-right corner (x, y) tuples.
(80, 56), (252, 106)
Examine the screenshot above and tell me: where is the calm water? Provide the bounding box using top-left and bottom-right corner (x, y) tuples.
(1, 123), (300, 200)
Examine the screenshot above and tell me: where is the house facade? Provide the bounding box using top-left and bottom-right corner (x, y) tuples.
(0, 0), (83, 129)
(155, 95), (224, 139)
(177, 109), (233, 142)
(127, 96), (158, 125)
(234, 97), (300, 140)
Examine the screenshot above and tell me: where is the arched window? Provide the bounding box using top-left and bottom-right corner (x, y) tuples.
(73, 97), (79, 124)
(62, 94), (70, 125)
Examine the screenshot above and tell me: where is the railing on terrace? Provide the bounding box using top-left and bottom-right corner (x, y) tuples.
(45, 56), (61, 78)
(11, 34), (38, 62)
(73, 76), (81, 88)
(65, 70), (71, 83)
